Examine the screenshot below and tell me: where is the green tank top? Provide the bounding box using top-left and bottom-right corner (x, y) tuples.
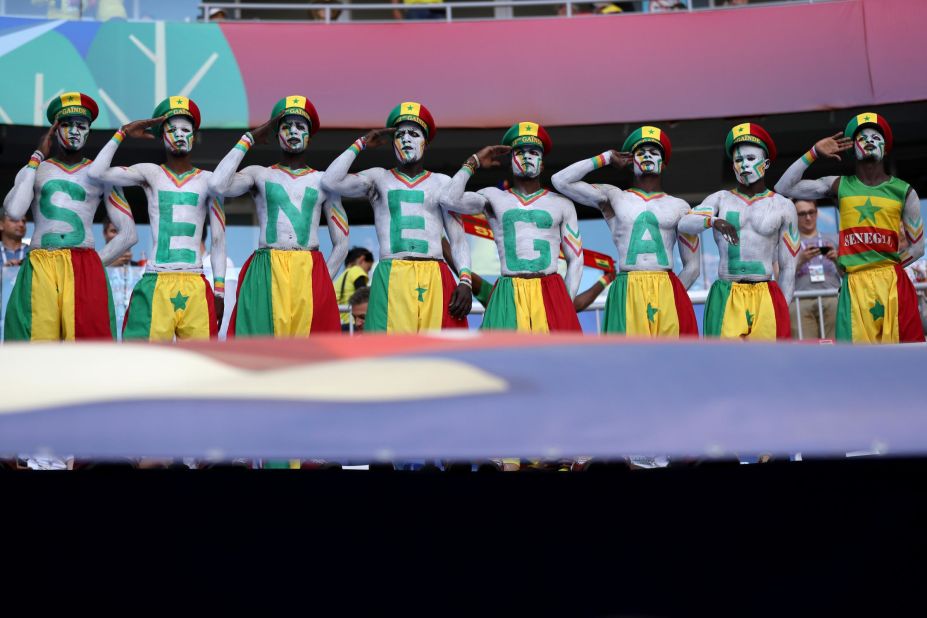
(836, 175), (909, 272)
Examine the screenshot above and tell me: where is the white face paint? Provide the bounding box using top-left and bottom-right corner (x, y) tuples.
(277, 115), (311, 154)
(511, 146), (543, 178)
(392, 121), (426, 165)
(732, 144), (769, 185)
(632, 144), (664, 177)
(162, 116), (195, 155)
(854, 127), (885, 162)
(56, 116), (90, 152)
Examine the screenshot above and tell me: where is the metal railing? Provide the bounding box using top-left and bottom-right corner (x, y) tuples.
(199, 0), (832, 25)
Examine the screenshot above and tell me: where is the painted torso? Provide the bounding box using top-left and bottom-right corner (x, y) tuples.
(28, 159), (102, 250)
(708, 189), (795, 282)
(133, 163), (215, 272)
(360, 168), (450, 260)
(837, 175), (910, 272)
(603, 187), (691, 272)
(247, 164), (343, 250)
(479, 188), (575, 276)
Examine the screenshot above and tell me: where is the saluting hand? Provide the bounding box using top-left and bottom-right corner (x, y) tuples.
(362, 127), (397, 149)
(814, 133), (853, 161)
(37, 122), (58, 159)
(121, 116), (166, 139)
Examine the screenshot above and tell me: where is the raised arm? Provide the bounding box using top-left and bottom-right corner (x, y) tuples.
(322, 195), (350, 279)
(207, 133), (258, 197)
(774, 134), (851, 200)
(3, 160), (40, 220)
(560, 200), (584, 299)
(439, 147), (509, 215)
(901, 188), (924, 266)
(321, 129), (395, 198)
(87, 124), (159, 187)
(776, 205), (800, 304)
(98, 186), (138, 266)
(551, 150), (629, 210)
(3, 124), (57, 219)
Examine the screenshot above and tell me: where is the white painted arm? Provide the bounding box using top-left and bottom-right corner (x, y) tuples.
(551, 153), (615, 209)
(208, 133), (258, 198)
(438, 167), (489, 215)
(2, 158), (39, 220)
(678, 192), (721, 236)
(560, 200), (584, 299)
(442, 206), (471, 278)
(677, 233), (701, 289)
(323, 195), (350, 279)
(901, 188), (924, 266)
(87, 132), (147, 187)
(320, 139), (374, 199)
(98, 186), (138, 266)
(776, 206), (799, 304)
(773, 148), (838, 200)
(208, 196), (228, 296)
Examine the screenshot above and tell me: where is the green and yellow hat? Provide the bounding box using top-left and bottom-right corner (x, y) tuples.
(725, 122), (777, 162)
(151, 96), (201, 133)
(501, 121), (552, 154)
(271, 95), (320, 135)
(46, 92), (99, 124)
(386, 101), (436, 142)
(844, 112), (893, 153)
(622, 126), (672, 162)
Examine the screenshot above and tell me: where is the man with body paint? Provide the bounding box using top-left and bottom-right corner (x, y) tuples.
(552, 126), (699, 336)
(440, 122), (583, 332)
(88, 96), (228, 341)
(3, 92), (137, 341)
(678, 123), (798, 340)
(321, 102), (472, 333)
(775, 113), (924, 343)
(208, 95), (348, 337)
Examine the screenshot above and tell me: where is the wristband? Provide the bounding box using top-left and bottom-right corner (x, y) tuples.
(459, 269), (473, 287)
(704, 215), (715, 229)
(591, 151), (610, 170)
(800, 146), (818, 166)
(27, 150), (44, 169)
(470, 154), (480, 169)
(597, 275), (610, 288)
(348, 137), (366, 156)
(234, 132), (254, 153)
(112, 129), (126, 145)
(213, 277), (225, 296)
(461, 164), (475, 176)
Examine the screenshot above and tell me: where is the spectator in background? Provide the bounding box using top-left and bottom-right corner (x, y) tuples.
(644, 1), (686, 12)
(557, 3), (594, 16)
(333, 247), (374, 324)
(791, 199), (840, 339)
(722, 0), (750, 6)
(1, 210), (29, 267)
(593, 3), (623, 14)
(392, 0), (444, 20)
(33, 0), (127, 20)
(347, 287), (369, 333)
(309, 0), (345, 21)
(205, 7), (228, 20)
